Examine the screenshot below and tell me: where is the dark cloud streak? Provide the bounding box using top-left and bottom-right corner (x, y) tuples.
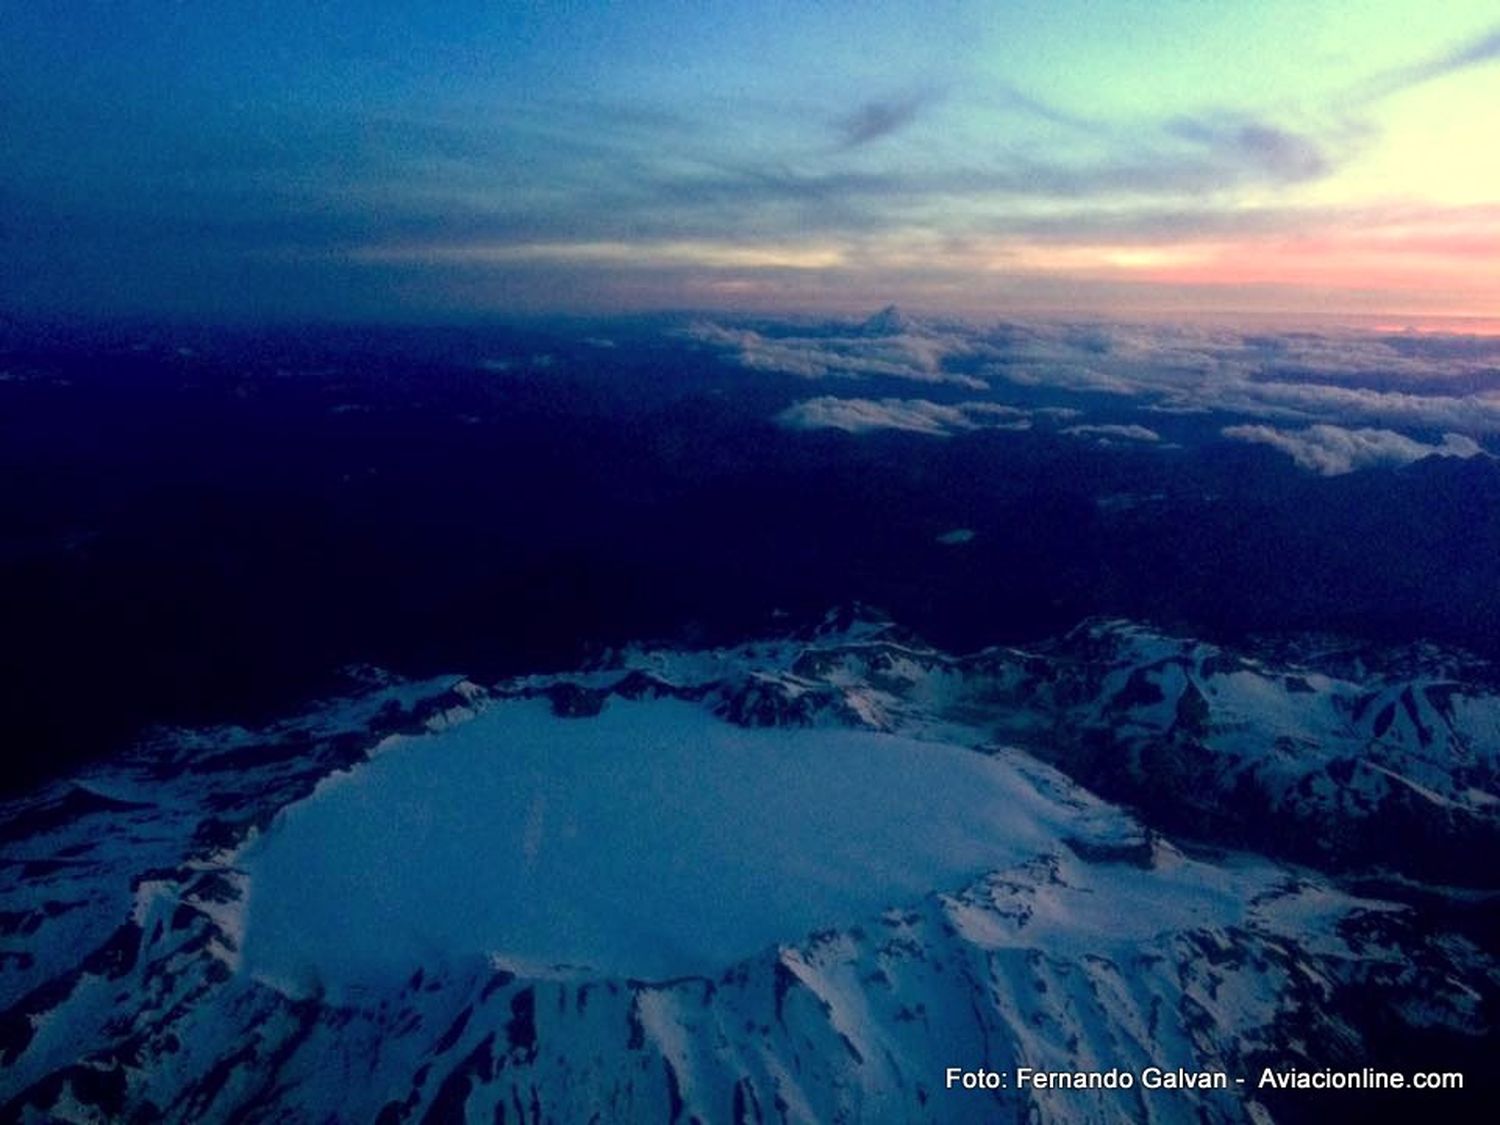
(1357, 23), (1500, 100)
(835, 92), (930, 147)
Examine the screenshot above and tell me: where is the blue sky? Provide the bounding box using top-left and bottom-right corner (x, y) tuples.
(3, 1), (1498, 324)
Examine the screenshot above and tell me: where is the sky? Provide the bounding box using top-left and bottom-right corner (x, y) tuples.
(3, 1), (1498, 326)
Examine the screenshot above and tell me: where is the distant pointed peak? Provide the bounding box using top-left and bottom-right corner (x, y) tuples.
(858, 304), (918, 337)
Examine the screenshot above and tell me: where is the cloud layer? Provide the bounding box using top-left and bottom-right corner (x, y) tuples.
(708, 309), (1500, 429)
(731, 309), (1500, 473)
(8, 7), (1500, 322)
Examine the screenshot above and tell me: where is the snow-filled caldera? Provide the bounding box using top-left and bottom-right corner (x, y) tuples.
(243, 697), (1068, 983)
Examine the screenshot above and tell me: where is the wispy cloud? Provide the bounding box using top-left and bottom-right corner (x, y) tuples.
(776, 396), (1030, 437)
(777, 397), (967, 436)
(353, 239), (845, 270)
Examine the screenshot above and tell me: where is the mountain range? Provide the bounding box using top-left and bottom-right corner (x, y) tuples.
(2, 611), (1495, 1122)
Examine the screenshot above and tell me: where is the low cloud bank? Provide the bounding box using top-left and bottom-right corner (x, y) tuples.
(987, 322), (1500, 432)
(1060, 423), (1161, 443)
(688, 316), (987, 389)
(1222, 424), (1484, 475)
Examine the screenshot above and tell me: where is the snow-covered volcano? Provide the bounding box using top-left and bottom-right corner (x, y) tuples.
(1, 613), (1497, 1122)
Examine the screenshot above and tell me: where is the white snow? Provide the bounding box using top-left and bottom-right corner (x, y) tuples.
(241, 698), (1075, 985)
